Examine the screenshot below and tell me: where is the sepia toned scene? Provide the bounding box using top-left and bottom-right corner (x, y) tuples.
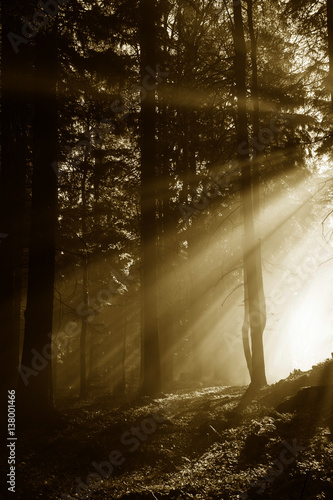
(1, 0), (333, 499)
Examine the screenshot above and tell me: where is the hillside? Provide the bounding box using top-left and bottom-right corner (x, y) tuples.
(2, 359), (333, 499)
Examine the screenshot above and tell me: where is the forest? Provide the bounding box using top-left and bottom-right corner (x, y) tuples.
(1, 0), (333, 498)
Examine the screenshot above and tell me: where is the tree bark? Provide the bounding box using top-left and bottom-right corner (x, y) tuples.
(158, 142), (176, 387)
(240, 0), (267, 381)
(111, 301), (126, 396)
(18, 23), (58, 419)
(80, 165), (88, 399)
(139, 0), (161, 396)
(80, 257), (88, 399)
(232, 0), (267, 388)
(327, 0), (333, 106)
(242, 268), (252, 376)
(0, 1), (29, 408)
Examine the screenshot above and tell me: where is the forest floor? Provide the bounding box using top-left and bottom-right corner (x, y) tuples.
(2, 359), (333, 500)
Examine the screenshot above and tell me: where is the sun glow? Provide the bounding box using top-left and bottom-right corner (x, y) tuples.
(261, 167), (333, 382)
(282, 264), (333, 372)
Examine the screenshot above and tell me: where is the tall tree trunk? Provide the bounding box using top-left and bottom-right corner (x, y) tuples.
(112, 299), (127, 396)
(18, 23), (59, 419)
(232, 0), (267, 388)
(121, 298), (127, 393)
(158, 153), (175, 387)
(240, 0), (267, 380)
(327, 0), (333, 107)
(0, 1), (29, 409)
(139, 0), (161, 396)
(248, 0), (266, 365)
(80, 255), (88, 399)
(158, 219), (176, 387)
(157, 2), (176, 388)
(157, 101), (176, 387)
(187, 119), (203, 380)
(242, 268), (252, 376)
(80, 166), (88, 399)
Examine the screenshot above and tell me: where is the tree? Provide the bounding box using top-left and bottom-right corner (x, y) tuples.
(232, 0), (267, 388)
(79, 158), (89, 399)
(17, 22), (58, 420)
(139, 0), (162, 396)
(328, 0), (333, 106)
(0, 0), (31, 418)
(239, 0), (267, 380)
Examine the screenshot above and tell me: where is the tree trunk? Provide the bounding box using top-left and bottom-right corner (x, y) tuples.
(18, 23), (58, 419)
(88, 328), (94, 387)
(239, 0), (267, 381)
(327, 0), (333, 106)
(121, 299), (127, 393)
(232, 0), (267, 388)
(112, 301), (126, 396)
(139, 0), (161, 396)
(0, 1), (29, 408)
(157, 102), (176, 387)
(80, 166), (88, 399)
(158, 162), (176, 387)
(242, 268), (252, 376)
(187, 117), (203, 381)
